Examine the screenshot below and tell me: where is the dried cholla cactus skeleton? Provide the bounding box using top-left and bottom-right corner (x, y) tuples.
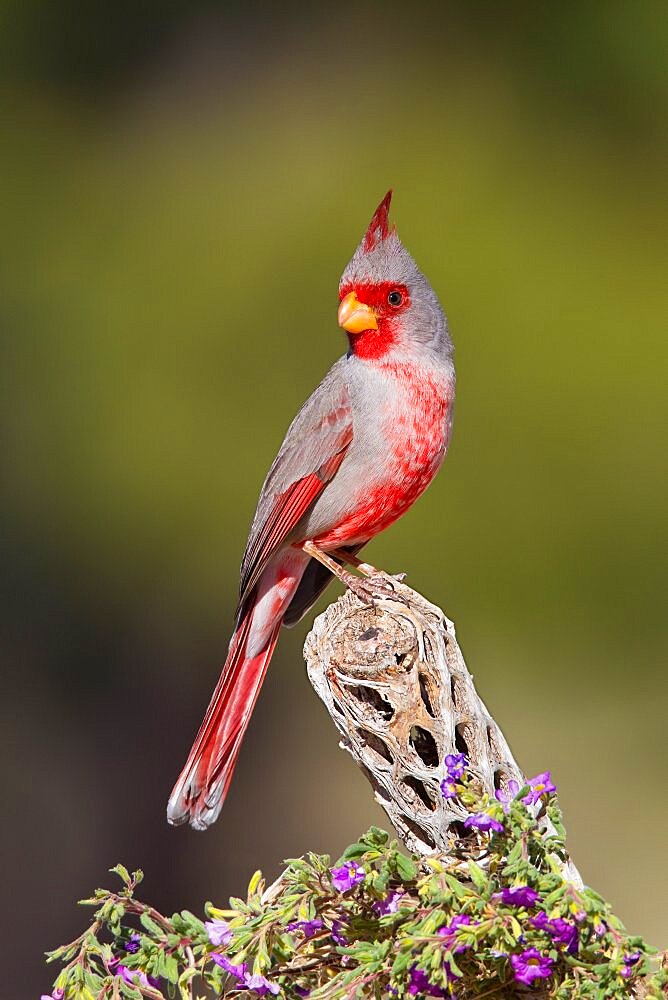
(304, 581), (582, 886)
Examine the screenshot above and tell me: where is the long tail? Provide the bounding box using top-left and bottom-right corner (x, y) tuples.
(167, 557), (303, 830)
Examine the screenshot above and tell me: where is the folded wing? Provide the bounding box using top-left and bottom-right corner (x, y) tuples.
(238, 364), (353, 611)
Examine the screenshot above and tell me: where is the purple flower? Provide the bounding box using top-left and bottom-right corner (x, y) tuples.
(444, 753), (467, 781)
(111, 963), (160, 989)
(40, 991), (64, 1000)
(522, 771), (557, 805)
(463, 813), (504, 833)
(495, 886), (541, 907)
(330, 919), (348, 945)
(407, 966), (449, 997)
(621, 951), (642, 979)
(547, 917), (578, 954)
(494, 780), (520, 813)
(287, 918), (323, 938)
(210, 959), (280, 995)
(330, 861), (365, 892)
(205, 918), (233, 947)
(438, 913), (477, 953)
(374, 890), (404, 915)
(124, 932), (141, 954)
(510, 948), (554, 985)
(440, 778), (458, 800)
(244, 973), (280, 996)
(594, 920), (608, 937)
(210, 953), (248, 979)
(530, 912), (578, 954)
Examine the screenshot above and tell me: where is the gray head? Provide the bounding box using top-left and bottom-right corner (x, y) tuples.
(337, 191), (452, 361)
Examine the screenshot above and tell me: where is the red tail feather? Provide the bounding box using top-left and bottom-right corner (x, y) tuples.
(167, 602), (281, 830)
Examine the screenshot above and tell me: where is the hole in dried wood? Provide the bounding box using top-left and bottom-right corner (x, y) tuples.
(359, 627), (379, 641)
(409, 726), (439, 768)
(486, 724), (493, 748)
(344, 684), (394, 720)
(332, 700), (344, 716)
(403, 775), (437, 812)
(450, 675), (457, 705)
(493, 768), (503, 790)
(419, 673), (435, 717)
(450, 820), (475, 842)
(402, 815), (436, 850)
(357, 728), (393, 764)
(454, 724), (469, 757)
(395, 651), (406, 665)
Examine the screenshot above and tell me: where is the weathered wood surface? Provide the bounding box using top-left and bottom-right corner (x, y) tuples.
(304, 582), (582, 886)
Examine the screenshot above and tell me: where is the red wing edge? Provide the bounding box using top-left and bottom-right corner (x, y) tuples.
(237, 429), (352, 610)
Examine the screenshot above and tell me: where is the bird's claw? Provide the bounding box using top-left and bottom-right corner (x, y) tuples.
(342, 569), (409, 607)
(341, 571), (376, 607)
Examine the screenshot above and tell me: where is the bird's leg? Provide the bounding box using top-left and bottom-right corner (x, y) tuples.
(300, 541), (374, 604)
(301, 541), (406, 605)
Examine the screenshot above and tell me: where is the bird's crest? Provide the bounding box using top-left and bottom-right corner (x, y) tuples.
(363, 190), (394, 252)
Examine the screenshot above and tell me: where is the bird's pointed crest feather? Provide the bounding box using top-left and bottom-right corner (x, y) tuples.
(363, 190), (394, 252)
(341, 189), (416, 290)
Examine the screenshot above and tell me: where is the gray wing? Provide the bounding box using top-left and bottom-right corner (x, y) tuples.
(237, 358), (353, 610)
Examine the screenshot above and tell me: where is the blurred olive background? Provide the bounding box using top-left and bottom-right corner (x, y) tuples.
(2, 2), (667, 994)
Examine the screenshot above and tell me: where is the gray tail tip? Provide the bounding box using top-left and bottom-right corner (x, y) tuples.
(166, 796), (190, 828)
(166, 783), (224, 831)
(166, 808), (187, 828)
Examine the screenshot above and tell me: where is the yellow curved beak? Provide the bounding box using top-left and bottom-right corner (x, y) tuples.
(337, 291), (378, 334)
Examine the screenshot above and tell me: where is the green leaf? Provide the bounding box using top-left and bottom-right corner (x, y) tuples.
(467, 861), (488, 892)
(543, 885), (568, 907)
(118, 982), (142, 1000)
(110, 864), (131, 886)
(395, 854), (417, 881)
(247, 869), (264, 896)
(165, 955), (180, 984)
(364, 827), (389, 847)
(371, 870), (390, 895)
(340, 842), (373, 861)
(508, 915), (522, 938)
(447, 953), (463, 978)
(140, 913), (165, 937)
(179, 909), (206, 934)
(391, 950), (413, 976)
(444, 874), (466, 899)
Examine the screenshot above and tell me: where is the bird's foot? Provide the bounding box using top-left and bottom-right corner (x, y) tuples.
(301, 542), (409, 607)
(341, 568), (409, 607)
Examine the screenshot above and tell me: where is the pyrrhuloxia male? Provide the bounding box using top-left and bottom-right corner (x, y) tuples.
(167, 192), (455, 829)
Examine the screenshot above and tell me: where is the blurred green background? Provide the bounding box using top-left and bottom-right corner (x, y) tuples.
(2, 3), (666, 994)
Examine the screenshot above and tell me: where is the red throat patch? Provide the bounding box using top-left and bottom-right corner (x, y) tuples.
(363, 190), (394, 252)
(338, 280), (410, 360)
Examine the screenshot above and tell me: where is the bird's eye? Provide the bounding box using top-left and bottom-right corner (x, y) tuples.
(387, 290), (403, 307)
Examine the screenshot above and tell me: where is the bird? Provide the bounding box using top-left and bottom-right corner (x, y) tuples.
(167, 191), (455, 830)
